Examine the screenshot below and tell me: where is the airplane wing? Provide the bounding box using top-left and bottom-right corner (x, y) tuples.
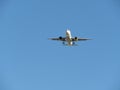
(49, 37), (66, 41)
(72, 38), (91, 41)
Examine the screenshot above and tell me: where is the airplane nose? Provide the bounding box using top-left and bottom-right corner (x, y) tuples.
(66, 30), (69, 34)
(66, 29), (71, 35)
(66, 29), (70, 33)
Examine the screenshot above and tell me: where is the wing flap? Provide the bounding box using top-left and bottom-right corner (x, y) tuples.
(72, 38), (91, 41)
(49, 37), (66, 41)
(78, 38), (91, 41)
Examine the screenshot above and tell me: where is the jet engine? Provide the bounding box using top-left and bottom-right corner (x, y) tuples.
(74, 37), (78, 41)
(59, 36), (62, 40)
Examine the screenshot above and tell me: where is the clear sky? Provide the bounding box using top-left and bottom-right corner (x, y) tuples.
(0, 0), (120, 90)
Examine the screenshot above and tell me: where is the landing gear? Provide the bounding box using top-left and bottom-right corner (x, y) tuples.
(72, 42), (78, 46)
(73, 42), (75, 45)
(62, 42), (67, 46)
(62, 41), (65, 45)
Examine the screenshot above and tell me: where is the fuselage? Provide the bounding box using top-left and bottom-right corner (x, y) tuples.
(66, 30), (73, 46)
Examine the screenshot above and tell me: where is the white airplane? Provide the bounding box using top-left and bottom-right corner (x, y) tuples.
(49, 29), (91, 46)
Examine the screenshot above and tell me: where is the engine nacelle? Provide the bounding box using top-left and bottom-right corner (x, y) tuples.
(74, 37), (78, 41)
(59, 36), (62, 40)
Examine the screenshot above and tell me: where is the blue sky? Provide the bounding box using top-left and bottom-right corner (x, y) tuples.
(0, 0), (120, 90)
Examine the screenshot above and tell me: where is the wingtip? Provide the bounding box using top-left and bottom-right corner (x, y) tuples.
(86, 38), (93, 40)
(48, 38), (52, 40)
(89, 38), (93, 40)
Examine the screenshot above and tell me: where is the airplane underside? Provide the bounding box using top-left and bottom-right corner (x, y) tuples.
(62, 41), (77, 46)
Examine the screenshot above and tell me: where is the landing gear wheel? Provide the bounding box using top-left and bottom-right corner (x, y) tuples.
(73, 42), (75, 45)
(62, 42), (65, 45)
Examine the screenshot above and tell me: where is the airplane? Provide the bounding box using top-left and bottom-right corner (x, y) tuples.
(49, 29), (91, 46)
